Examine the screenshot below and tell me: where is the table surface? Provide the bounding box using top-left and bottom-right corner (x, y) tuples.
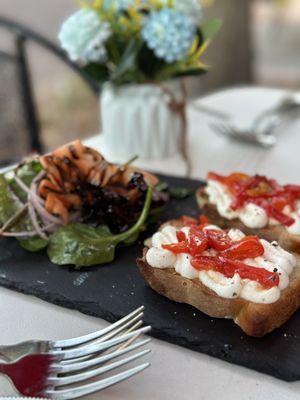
(1, 86), (300, 399)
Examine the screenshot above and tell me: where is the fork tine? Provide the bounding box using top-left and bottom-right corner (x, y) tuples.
(59, 317), (143, 365)
(88, 313), (143, 345)
(49, 349), (151, 387)
(51, 326), (151, 360)
(46, 363), (150, 400)
(53, 306), (144, 348)
(210, 122), (230, 138)
(217, 122), (233, 136)
(54, 339), (151, 374)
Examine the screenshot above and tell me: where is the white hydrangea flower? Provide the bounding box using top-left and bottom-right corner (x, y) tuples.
(58, 9), (111, 64)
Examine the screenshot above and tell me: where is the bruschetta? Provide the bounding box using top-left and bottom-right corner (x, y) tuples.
(137, 216), (300, 337)
(197, 172), (300, 253)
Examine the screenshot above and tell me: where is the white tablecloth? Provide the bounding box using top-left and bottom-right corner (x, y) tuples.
(1, 87), (299, 399)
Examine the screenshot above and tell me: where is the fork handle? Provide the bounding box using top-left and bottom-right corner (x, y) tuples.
(0, 354), (54, 397)
(0, 341), (45, 362)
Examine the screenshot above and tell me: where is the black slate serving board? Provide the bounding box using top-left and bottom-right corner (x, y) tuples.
(0, 174), (299, 382)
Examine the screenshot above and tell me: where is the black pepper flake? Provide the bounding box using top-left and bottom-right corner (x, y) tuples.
(273, 268), (278, 273)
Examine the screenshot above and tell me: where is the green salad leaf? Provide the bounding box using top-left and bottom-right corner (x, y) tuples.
(0, 162), (48, 252)
(169, 187), (195, 200)
(0, 174), (18, 225)
(7, 160), (43, 202)
(47, 187), (153, 268)
(155, 181), (194, 200)
(20, 235), (49, 252)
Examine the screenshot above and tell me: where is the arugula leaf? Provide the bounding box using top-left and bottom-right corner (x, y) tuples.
(47, 187), (153, 267)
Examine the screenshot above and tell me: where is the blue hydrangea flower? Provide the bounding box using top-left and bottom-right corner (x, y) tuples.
(104, 0), (202, 20)
(59, 9), (111, 64)
(164, 0), (202, 24)
(142, 8), (196, 63)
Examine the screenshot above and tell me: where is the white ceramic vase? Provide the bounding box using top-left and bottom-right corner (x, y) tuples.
(100, 81), (183, 161)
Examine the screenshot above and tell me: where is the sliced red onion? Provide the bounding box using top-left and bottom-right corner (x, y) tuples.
(0, 203), (28, 234)
(0, 224), (55, 238)
(33, 170), (46, 184)
(28, 200), (48, 240)
(9, 188), (25, 207)
(30, 194), (63, 225)
(68, 211), (81, 222)
(14, 174), (45, 205)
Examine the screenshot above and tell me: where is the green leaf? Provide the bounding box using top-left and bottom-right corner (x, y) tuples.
(137, 44), (165, 81)
(19, 236), (49, 252)
(7, 160), (42, 202)
(83, 63), (109, 83)
(47, 187), (153, 267)
(0, 163), (48, 252)
(174, 67), (207, 78)
(0, 174), (18, 225)
(202, 19), (223, 41)
(155, 182), (169, 192)
(110, 38), (139, 82)
(169, 187), (195, 200)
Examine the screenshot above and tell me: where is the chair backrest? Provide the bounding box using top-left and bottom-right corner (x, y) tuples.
(0, 50), (28, 165)
(0, 16), (100, 165)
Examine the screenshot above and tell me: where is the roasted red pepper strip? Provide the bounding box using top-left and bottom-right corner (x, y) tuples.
(220, 236), (264, 260)
(181, 215), (198, 226)
(188, 227), (208, 256)
(176, 231), (187, 242)
(221, 258), (280, 289)
(205, 229), (232, 251)
(268, 206), (295, 227)
(191, 256), (279, 289)
(162, 242), (189, 254)
(284, 184), (300, 196)
(199, 215), (209, 225)
(165, 228), (207, 256)
(252, 199), (295, 227)
(191, 255), (224, 273)
(207, 172), (299, 227)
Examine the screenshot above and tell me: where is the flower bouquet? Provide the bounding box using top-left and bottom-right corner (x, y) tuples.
(59, 1), (221, 171)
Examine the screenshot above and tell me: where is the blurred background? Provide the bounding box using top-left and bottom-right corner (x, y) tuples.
(0, 0), (300, 163)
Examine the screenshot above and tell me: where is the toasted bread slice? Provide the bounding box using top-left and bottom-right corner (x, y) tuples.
(137, 220), (300, 337)
(196, 187), (300, 253)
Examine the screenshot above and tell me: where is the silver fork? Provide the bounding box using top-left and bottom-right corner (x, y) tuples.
(0, 337), (151, 399)
(210, 121), (278, 148)
(0, 306), (145, 362)
(0, 307), (151, 399)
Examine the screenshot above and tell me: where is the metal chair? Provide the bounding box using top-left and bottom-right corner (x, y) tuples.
(0, 16), (99, 165)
